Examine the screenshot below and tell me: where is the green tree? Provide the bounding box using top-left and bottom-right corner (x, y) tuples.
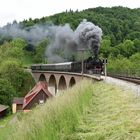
(34, 39), (49, 63)
(130, 53), (140, 76)
(11, 38), (27, 49)
(116, 40), (135, 57)
(0, 60), (35, 97)
(134, 39), (140, 52)
(100, 39), (111, 57)
(0, 78), (16, 106)
(5, 46), (24, 59)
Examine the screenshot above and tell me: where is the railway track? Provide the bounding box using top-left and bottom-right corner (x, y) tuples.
(108, 75), (140, 85)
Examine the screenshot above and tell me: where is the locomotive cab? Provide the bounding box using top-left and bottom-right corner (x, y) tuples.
(85, 56), (103, 74)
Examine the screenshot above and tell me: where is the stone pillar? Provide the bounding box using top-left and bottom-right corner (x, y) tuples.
(48, 86), (56, 96)
(12, 103), (17, 114)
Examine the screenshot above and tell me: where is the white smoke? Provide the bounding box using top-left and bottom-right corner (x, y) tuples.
(0, 19), (102, 62)
(46, 24), (77, 63)
(0, 22), (50, 45)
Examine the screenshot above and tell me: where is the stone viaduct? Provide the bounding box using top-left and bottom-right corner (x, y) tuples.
(31, 70), (102, 96)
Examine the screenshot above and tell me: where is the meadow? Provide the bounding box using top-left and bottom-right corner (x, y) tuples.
(1, 80), (140, 140)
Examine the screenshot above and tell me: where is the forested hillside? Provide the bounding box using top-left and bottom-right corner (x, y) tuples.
(22, 6), (140, 45)
(0, 6), (140, 108)
(18, 6), (140, 76)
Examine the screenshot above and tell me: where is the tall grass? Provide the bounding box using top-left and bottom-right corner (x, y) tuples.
(0, 80), (93, 140)
(66, 83), (140, 140)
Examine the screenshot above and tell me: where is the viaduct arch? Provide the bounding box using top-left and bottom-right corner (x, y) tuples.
(48, 75), (57, 96)
(32, 71), (101, 95)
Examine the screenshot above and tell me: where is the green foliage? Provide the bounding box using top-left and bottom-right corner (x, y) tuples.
(33, 39), (49, 63)
(0, 78), (16, 106)
(11, 38), (27, 49)
(100, 39), (111, 57)
(0, 60), (35, 97)
(100, 39), (137, 58)
(0, 6), (139, 108)
(134, 39), (140, 52)
(117, 40), (135, 57)
(0, 38), (35, 107)
(20, 6), (139, 63)
(5, 46), (24, 59)
(107, 53), (140, 76)
(129, 53), (140, 76)
(0, 7), (139, 64)
(0, 38), (36, 66)
(20, 7), (140, 47)
(0, 40), (25, 64)
(108, 56), (132, 75)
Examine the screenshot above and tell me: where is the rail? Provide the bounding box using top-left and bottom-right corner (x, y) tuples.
(108, 74), (140, 85)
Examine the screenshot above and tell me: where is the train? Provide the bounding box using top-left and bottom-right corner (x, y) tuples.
(31, 57), (103, 74)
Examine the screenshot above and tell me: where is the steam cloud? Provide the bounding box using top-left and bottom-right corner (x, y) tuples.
(0, 19), (102, 63)
(46, 19), (102, 62)
(75, 19), (102, 58)
(46, 24), (77, 63)
(0, 22), (50, 45)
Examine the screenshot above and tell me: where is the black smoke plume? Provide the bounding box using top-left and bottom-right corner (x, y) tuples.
(75, 19), (102, 58)
(46, 19), (102, 62)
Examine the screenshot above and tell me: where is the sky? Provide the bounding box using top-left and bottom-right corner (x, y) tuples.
(0, 0), (139, 27)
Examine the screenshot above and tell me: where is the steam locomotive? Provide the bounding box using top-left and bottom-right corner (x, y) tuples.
(31, 57), (103, 75)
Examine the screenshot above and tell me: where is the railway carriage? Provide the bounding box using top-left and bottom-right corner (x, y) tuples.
(31, 57), (103, 75)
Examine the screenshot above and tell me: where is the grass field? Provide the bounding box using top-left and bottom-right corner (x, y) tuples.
(66, 83), (140, 140)
(0, 80), (93, 140)
(0, 80), (140, 140)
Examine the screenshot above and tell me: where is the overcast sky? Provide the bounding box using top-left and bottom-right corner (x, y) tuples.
(0, 0), (139, 27)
